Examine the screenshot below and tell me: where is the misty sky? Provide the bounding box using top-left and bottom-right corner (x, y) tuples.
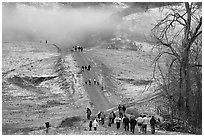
(2, 3), (121, 48)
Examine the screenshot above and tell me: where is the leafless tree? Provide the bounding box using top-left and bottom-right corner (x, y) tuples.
(152, 2), (202, 132)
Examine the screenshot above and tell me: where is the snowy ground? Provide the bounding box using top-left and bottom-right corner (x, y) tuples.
(2, 41), (92, 134)
(87, 48), (161, 115)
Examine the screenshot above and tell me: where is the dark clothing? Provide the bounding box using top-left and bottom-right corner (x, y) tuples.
(124, 124), (129, 131)
(130, 118), (137, 127)
(151, 125), (155, 134)
(130, 126), (135, 134)
(116, 122), (120, 129)
(122, 105), (126, 113)
(142, 124), (147, 134)
(98, 112), (101, 119)
(123, 117), (129, 131)
(87, 115), (91, 120)
(112, 112), (116, 124)
(87, 109), (92, 120)
(94, 127), (97, 131)
(118, 105), (122, 111)
(101, 113), (105, 125)
(45, 122), (50, 128)
(89, 121), (92, 131)
(130, 119), (137, 134)
(45, 122), (50, 133)
(87, 65), (91, 71)
(123, 117), (129, 125)
(101, 118), (104, 125)
(150, 117), (157, 134)
(150, 117), (157, 126)
(89, 80), (91, 85)
(108, 113), (113, 127)
(119, 110), (123, 118)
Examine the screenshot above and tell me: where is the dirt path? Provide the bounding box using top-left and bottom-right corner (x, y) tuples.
(73, 52), (113, 114)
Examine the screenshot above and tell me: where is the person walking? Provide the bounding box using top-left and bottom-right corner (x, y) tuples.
(150, 116), (157, 134)
(86, 108), (92, 120)
(94, 79), (97, 85)
(123, 115), (130, 131)
(97, 112), (102, 123)
(142, 115), (149, 134)
(112, 111), (116, 124)
(45, 122), (50, 134)
(118, 104), (122, 112)
(108, 112), (113, 127)
(87, 65), (91, 71)
(122, 105), (126, 114)
(130, 117), (137, 134)
(89, 79), (92, 85)
(81, 66), (84, 72)
(89, 120), (92, 131)
(101, 112), (105, 125)
(92, 118), (99, 131)
(115, 115), (122, 129)
(136, 115), (144, 133)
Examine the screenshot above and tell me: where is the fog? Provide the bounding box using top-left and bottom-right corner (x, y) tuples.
(2, 3), (121, 48)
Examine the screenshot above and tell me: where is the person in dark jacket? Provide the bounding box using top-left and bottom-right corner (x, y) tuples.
(118, 104), (122, 112)
(86, 108), (92, 120)
(89, 120), (92, 131)
(45, 122), (50, 133)
(123, 115), (130, 131)
(87, 65), (91, 71)
(81, 66), (84, 72)
(150, 116), (157, 134)
(130, 117), (137, 134)
(97, 112), (102, 123)
(89, 79), (92, 85)
(122, 105), (126, 114)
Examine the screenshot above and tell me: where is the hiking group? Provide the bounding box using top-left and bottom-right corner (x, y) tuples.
(73, 45), (83, 52)
(86, 105), (158, 134)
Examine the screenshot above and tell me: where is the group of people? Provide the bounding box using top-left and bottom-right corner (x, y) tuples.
(85, 78), (100, 86)
(87, 108), (106, 131)
(81, 65), (91, 72)
(73, 45), (83, 52)
(86, 105), (158, 134)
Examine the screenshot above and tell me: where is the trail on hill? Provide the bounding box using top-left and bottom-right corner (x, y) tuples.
(73, 51), (113, 114)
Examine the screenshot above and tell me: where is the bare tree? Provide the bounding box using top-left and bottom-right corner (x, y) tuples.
(152, 2), (202, 132)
